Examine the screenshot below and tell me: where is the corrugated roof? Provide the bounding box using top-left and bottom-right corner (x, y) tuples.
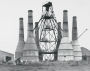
(0, 50), (14, 55)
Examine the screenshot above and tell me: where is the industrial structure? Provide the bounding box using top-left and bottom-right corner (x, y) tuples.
(15, 2), (82, 63)
(15, 18), (25, 60)
(22, 10), (39, 62)
(58, 10), (74, 61)
(81, 47), (90, 63)
(0, 50), (14, 64)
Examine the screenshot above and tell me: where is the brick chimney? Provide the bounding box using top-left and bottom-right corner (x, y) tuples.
(15, 18), (25, 60)
(63, 10), (69, 37)
(72, 16), (77, 40)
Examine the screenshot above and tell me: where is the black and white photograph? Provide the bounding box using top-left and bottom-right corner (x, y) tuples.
(0, 0), (89, 71)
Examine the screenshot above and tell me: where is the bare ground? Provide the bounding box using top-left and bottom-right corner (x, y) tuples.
(0, 61), (90, 71)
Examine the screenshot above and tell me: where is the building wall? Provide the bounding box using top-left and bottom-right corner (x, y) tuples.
(81, 47), (90, 63)
(0, 50), (14, 63)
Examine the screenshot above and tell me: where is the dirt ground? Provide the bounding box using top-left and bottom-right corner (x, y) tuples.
(0, 61), (90, 71)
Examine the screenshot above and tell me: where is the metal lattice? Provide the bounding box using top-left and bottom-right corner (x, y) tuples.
(38, 2), (58, 61)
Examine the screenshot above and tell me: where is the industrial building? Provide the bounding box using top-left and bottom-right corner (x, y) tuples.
(81, 47), (90, 63)
(0, 50), (14, 64)
(15, 2), (82, 63)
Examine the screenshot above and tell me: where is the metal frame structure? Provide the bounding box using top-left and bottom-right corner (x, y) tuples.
(36, 2), (61, 61)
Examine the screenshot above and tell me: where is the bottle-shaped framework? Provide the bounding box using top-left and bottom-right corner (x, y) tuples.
(37, 2), (61, 61)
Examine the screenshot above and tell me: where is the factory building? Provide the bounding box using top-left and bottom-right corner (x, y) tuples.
(81, 47), (90, 63)
(0, 50), (14, 64)
(15, 2), (82, 63)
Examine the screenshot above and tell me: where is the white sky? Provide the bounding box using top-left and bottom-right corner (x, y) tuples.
(0, 0), (90, 54)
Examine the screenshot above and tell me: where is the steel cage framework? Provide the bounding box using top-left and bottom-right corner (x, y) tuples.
(36, 2), (60, 61)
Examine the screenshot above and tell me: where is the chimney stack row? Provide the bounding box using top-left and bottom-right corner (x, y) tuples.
(15, 9), (82, 62)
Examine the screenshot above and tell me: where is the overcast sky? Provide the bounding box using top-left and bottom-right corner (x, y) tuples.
(0, 0), (90, 54)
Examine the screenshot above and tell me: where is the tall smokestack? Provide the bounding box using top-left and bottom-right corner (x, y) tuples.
(58, 10), (74, 61)
(19, 18), (24, 41)
(28, 10), (33, 30)
(15, 18), (25, 60)
(27, 10), (33, 37)
(22, 10), (39, 62)
(63, 10), (69, 37)
(25, 10), (34, 43)
(72, 16), (82, 61)
(72, 16), (77, 40)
